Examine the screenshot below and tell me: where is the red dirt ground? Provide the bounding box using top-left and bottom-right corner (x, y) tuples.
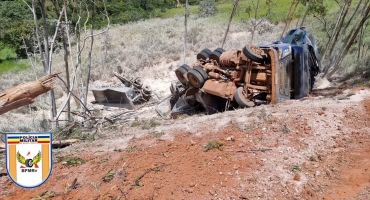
(1, 88), (370, 200)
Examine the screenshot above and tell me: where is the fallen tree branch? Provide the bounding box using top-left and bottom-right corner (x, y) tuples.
(235, 148), (272, 152)
(133, 164), (168, 186)
(0, 73), (58, 115)
(52, 139), (80, 149)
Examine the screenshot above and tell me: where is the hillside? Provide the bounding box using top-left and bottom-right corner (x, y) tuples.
(0, 1), (370, 199)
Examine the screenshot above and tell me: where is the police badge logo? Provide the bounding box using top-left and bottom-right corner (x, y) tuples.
(6, 132), (52, 188)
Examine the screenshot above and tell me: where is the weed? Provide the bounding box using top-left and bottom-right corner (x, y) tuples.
(291, 165), (301, 172)
(125, 146), (137, 153)
(204, 140), (225, 152)
(150, 131), (164, 138)
(54, 156), (86, 166)
(131, 118), (159, 130)
(98, 158), (108, 163)
(282, 124), (290, 134)
(131, 120), (141, 127)
(90, 182), (99, 191)
(142, 118), (159, 130)
(226, 154), (233, 159)
(114, 148), (122, 152)
(31, 191), (55, 200)
(102, 169), (115, 182)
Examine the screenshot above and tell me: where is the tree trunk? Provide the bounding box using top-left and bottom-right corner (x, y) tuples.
(281, 0), (299, 39)
(0, 74), (58, 115)
(183, 0), (188, 63)
(300, 0), (312, 27)
(327, 0), (352, 61)
(223, 0), (239, 46)
(327, 2), (370, 78)
(322, 0), (361, 76)
(84, 0), (95, 112)
(320, 4), (346, 63)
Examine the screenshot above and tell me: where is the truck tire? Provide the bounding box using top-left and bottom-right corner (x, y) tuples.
(209, 51), (222, 62)
(133, 78), (143, 89)
(214, 48), (225, 53)
(187, 69), (205, 88)
(193, 66), (208, 80)
(197, 48), (212, 60)
(142, 85), (152, 94)
(234, 87), (255, 107)
(203, 48), (212, 55)
(175, 64), (191, 84)
(197, 51), (209, 60)
(242, 45), (265, 63)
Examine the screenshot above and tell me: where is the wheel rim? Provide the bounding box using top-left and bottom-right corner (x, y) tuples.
(188, 73), (200, 87)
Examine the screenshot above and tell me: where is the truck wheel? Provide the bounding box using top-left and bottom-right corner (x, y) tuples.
(197, 48), (212, 60)
(187, 69), (205, 88)
(133, 78), (143, 89)
(242, 45), (265, 63)
(234, 87), (255, 107)
(197, 51), (209, 60)
(175, 64), (191, 84)
(214, 48), (225, 53)
(142, 85), (152, 94)
(193, 66), (208, 80)
(203, 48), (212, 55)
(209, 51), (222, 62)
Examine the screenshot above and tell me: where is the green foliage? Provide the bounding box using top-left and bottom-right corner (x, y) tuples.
(0, 59), (29, 73)
(0, 46), (17, 61)
(102, 169), (115, 182)
(0, 1), (34, 59)
(54, 156), (86, 166)
(198, 0), (218, 17)
(204, 140), (224, 151)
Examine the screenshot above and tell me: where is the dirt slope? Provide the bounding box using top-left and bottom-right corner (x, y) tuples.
(0, 86), (370, 200)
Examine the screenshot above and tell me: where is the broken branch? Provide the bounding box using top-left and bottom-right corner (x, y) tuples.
(0, 73), (58, 115)
(235, 148), (272, 152)
(133, 164), (168, 186)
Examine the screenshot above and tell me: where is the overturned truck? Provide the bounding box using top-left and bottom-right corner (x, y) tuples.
(167, 27), (321, 116)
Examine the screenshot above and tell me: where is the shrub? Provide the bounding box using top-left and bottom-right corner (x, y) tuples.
(0, 46), (17, 61)
(198, 0), (218, 18)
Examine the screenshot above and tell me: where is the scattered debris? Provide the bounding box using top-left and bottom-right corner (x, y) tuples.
(91, 72), (153, 109)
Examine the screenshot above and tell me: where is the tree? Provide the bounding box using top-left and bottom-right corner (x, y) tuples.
(324, 0), (370, 78)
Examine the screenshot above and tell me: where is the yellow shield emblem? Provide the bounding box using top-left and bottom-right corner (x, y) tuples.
(6, 132), (52, 188)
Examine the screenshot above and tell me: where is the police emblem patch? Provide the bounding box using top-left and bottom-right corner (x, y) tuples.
(6, 132), (52, 188)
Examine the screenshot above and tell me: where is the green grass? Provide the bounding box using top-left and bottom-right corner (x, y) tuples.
(0, 59), (30, 73)
(154, 0), (361, 24)
(156, 0), (309, 23)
